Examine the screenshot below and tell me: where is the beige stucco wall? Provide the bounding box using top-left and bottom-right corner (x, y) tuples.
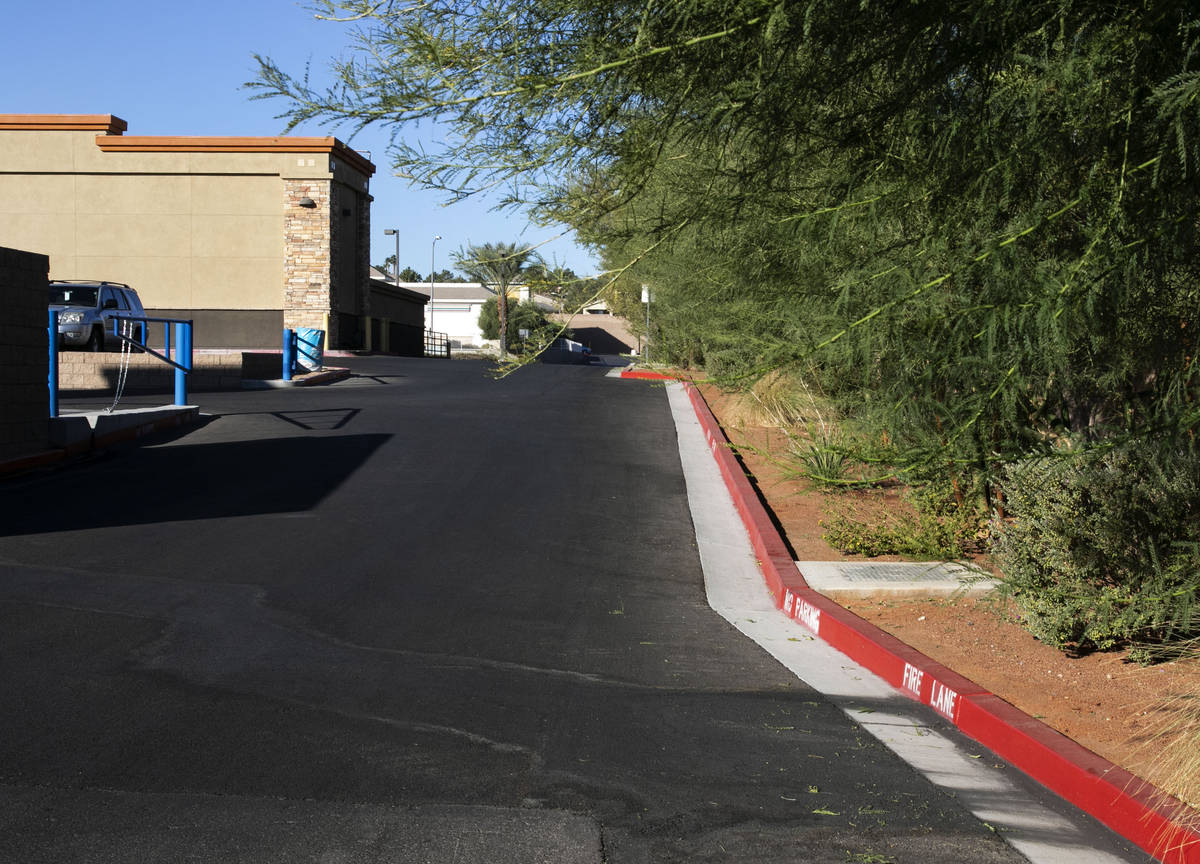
(0, 119), (374, 348)
(0, 130), (288, 312)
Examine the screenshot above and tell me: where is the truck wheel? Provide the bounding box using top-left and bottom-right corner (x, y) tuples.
(86, 326), (104, 352)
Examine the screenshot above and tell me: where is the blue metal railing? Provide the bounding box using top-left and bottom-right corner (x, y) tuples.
(45, 314), (194, 417)
(111, 317), (193, 406)
(48, 310), (59, 418)
(282, 328), (297, 381)
(281, 328), (327, 379)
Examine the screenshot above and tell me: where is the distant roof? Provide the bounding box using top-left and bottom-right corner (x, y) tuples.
(367, 278), (429, 303)
(399, 282), (500, 302)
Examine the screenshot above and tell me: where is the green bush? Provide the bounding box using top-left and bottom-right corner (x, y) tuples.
(821, 488), (984, 559)
(992, 446), (1200, 657)
(478, 298), (557, 348)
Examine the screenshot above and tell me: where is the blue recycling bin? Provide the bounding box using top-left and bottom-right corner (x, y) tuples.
(295, 327), (325, 372)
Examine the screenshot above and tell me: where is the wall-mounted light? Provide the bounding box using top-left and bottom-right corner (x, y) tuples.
(298, 197), (316, 208)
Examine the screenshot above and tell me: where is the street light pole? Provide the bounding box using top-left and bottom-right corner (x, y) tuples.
(430, 234), (442, 336)
(383, 228), (399, 288)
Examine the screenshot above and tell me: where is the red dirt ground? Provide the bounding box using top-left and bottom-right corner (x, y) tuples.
(698, 382), (1200, 813)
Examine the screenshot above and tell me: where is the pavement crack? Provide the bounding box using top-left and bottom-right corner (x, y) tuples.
(266, 694), (537, 758)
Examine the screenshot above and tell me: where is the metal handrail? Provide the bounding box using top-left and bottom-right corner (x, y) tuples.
(110, 316), (193, 406)
(47, 313), (195, 417)
(111, 317), (190, 373)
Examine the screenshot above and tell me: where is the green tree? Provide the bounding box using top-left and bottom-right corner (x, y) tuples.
(454, 241), (542, 355)
(252, 0), (1200, 460)
(524, 263), (604, 314)
(374, 254), (397, 276)
(478, 297), (556, 349)
(396, 266), (424, 282)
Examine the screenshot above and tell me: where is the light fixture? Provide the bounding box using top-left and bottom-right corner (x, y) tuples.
(298, 196), (316, 208)
(383, 228), (399, 288)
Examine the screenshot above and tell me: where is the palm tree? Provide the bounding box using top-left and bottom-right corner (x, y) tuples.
(454, 241), (542, 355)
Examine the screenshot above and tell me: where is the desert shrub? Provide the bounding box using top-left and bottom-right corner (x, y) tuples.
(992, 446), (1200, 657)
(821, 487), (985, 559)
(795, 443), (849, 487)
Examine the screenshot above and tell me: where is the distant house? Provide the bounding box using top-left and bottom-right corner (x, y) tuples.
(395, 281), (553, 349)
(0, 113), (375, 349)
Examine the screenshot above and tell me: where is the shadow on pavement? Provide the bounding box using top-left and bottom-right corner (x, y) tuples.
(1, 433), (390, 536)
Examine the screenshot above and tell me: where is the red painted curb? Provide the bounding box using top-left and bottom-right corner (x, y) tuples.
(0, 410), (200, 477)
(294, 367), (351, 386)
(0, 448), (66, 476)
(620, 368), (680, 381)
(92, 409), (199, 451)
(680, 380), (1200, 863)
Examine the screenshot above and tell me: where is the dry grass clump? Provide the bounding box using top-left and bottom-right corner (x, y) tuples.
(717, 368), (836, 441)
(1125, 658), (1200, 830)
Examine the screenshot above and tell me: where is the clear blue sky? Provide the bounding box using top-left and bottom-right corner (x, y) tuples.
(0, 0), (599, 277)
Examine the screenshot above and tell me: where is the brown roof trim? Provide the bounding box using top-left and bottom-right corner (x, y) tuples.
(0, 114), (127, 134)
(94, 135), (375, 176)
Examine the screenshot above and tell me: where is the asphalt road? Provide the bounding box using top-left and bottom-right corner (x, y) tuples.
(0, 357), (1025, 863)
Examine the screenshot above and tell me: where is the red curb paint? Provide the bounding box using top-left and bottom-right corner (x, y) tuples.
(620, 369), (680, 380)
(680, 380), (1200, 863)
(0, 448), (66, 476)
(1, 410), (200, 477)
(294, 367), (351, 386)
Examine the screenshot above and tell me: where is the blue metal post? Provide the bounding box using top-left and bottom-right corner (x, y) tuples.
(47, 309), (59, 418)
(174, 321), (192, 406)
(282, 328), (295, 381)
(164, 320), (172, 360)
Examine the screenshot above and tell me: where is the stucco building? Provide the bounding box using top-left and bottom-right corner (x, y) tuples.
(0, 114), (378, 349)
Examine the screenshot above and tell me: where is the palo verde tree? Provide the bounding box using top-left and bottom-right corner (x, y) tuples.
(453, 242), (542, 355)
(249, 0), (1200, 464)
(253, 2), (1200, 652)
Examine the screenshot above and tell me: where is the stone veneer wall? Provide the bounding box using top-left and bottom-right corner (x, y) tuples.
(282, 179), (332, 340)
(0, 246), (50, 459)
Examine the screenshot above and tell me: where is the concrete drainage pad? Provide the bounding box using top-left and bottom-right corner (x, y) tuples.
(797, 561), (998, 601)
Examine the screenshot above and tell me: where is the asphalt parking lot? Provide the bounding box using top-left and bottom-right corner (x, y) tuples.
(1, 356), (1032, 862)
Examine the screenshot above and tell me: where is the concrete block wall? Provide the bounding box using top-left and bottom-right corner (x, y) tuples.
(0, 246), (50, 459)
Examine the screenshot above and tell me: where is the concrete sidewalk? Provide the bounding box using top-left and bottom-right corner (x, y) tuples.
(664, 378), (1198, 864)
